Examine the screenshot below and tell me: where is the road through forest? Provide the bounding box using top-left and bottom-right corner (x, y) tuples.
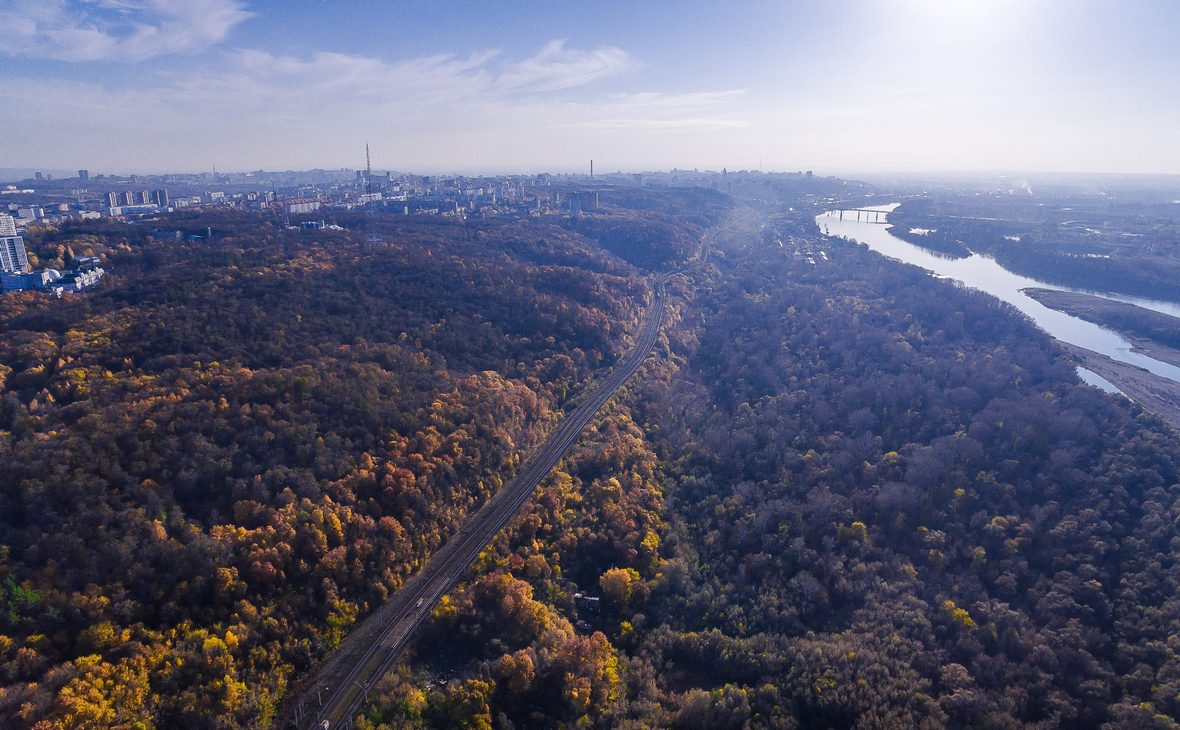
(287, 243), (710, 729)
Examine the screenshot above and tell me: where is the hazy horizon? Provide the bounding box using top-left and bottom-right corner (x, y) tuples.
(9, 166), (1180, 185)
(3, 0), (1179, 176)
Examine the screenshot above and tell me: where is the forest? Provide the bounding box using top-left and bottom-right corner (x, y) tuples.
(6, 182), (1180, 728)
(358, 201), (1180, 728)
(0, 195), (727, 728)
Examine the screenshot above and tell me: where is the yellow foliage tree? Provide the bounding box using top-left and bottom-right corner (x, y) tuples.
(599, 567), (640, 605)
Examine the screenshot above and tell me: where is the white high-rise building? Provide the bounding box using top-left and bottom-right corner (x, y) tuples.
(0, 214), (16, 236)
(0, 234), (29, 273)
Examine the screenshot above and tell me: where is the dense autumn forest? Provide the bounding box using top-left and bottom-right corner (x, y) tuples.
(359, 203), (1180, 728)
(0, 196), (727, 728)
(6, 184), (1180, 729)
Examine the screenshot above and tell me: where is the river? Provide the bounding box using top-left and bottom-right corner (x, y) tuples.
(817, 205), (1180, 386)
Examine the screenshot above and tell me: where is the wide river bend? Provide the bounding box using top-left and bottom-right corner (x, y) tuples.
(817, 205), (1180, 390)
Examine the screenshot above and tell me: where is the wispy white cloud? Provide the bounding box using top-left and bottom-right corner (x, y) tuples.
(0, 0), (252, 61)
(196, 48), (501, 113)
(495, 40), (634, 93)
(196, 42), (634, 110)
(0, 39), (750, 172)
(0, 40), (644, 119)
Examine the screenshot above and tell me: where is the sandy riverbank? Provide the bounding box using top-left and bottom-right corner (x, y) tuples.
(1060, 342), (1180, 430)
(1019, 287), (1180, 429)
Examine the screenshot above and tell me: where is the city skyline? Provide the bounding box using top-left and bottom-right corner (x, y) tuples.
(2, 0), (1179, 176)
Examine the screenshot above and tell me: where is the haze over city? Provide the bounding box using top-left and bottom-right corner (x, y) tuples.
(2, 0), (1179, 175)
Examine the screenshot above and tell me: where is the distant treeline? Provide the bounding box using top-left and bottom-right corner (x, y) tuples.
(995, 246), (1180, 302)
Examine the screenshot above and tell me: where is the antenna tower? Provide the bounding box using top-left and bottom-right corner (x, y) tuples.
(364, 143), (382, 245)
(273, 183), (289, 228)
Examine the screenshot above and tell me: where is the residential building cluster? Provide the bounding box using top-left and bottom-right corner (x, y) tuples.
(0, 164), (832, 296)
(0, 213), (105, 294)
(273, 172), (604, 221)
(1, 164), (828, 252)
(1, 168), (613, 230)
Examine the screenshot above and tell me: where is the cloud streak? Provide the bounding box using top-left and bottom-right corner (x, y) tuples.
(495, 40), (635, 93)
(0, 0), (252, 61)
(195, 41), (635, 113)
(0, 37), (749, 172)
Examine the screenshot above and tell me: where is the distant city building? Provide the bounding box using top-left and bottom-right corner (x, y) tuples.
(569, 191), (600, 212)
(78, 169), (90, 180)
(1, 270), (52, 291)
(151, 228), (183, 241)
(108, 204), (157, 217)
(0, 214), (107, 293)
(2, 267), (105, 293)
(1, 234), (30, 274)
(55, 268), (104, 291)
(122, 191), (136, 206)
(34, 172), (43, 181)
(106, 192), (119, 209)
(152, 189), (170, 207)
(138, 190), (151, 205)
(288, 201), (321, 215)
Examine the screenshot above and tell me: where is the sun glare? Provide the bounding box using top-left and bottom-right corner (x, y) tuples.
(894, 0), (1026, 43)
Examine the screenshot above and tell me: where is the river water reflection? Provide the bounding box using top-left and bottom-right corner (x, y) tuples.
(817, 205), (1180, 385)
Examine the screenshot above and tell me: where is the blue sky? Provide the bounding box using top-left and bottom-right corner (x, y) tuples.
(1, 0), (1178, 175)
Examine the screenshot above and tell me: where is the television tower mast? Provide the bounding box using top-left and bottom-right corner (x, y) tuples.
(365, 142), (382, 245)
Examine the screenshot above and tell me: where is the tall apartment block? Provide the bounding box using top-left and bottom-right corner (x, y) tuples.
(0, 214), (30, 273)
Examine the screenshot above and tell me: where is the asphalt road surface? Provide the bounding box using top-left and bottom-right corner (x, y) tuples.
(287, 246), (708, 729)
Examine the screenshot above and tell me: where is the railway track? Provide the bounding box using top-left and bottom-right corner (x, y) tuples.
(286, 246), (708, 729)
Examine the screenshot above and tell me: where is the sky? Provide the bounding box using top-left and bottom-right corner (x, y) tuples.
(1, 0), (1178, 176)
